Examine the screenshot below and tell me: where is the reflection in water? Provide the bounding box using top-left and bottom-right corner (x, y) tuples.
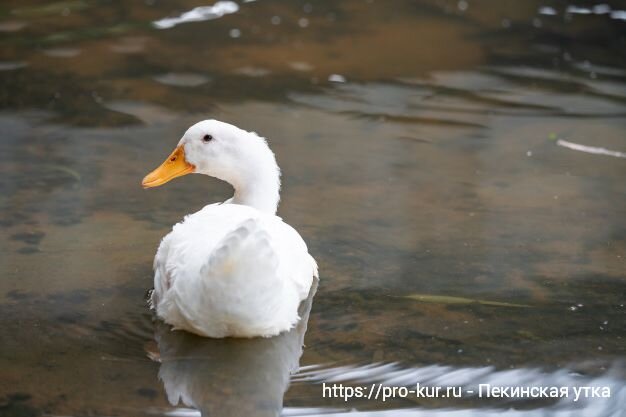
(153, 280), (317, 417)
(556, 139), (626, 159)
(153, 1), (240, 29)
(153, 73), (211, 88)
(565, 5), (626, 21)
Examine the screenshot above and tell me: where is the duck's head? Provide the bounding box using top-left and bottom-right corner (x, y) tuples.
(142, 119), (281, 213)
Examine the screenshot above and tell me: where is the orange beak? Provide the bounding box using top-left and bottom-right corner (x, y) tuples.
(142, 146), (195, 189)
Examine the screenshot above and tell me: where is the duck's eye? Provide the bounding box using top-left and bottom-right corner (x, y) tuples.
(202, 134), (213, 142)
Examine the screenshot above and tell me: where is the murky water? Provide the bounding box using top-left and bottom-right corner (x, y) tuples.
(1, 1), (625, 416)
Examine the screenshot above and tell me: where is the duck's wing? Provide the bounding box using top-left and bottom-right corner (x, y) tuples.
(170, 216), (303, 337)
(268, 219), (317, 300)
(151, 204), (316, 337)
(200, 218), (278, 278)
(151, 232), (174, 309)
(151, 203), (227, 309)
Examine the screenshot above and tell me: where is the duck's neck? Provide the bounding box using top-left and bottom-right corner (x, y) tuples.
(229, 148), (281, 215)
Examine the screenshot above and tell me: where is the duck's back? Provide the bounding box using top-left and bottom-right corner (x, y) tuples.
(151, 203), (317, 338)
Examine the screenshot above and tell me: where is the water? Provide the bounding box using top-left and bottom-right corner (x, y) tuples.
(0, 1), (625, 416)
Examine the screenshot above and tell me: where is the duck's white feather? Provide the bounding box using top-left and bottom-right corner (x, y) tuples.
(152, 203), (316, 338)
(145, 119), (317, 338)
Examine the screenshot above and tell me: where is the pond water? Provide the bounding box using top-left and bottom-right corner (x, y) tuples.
(0, 1), (625, 416)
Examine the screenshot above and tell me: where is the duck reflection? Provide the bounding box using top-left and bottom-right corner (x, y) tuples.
(152, 279), (317, 417)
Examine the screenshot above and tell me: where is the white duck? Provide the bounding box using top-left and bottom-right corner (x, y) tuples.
(142, 120), (318, 338)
